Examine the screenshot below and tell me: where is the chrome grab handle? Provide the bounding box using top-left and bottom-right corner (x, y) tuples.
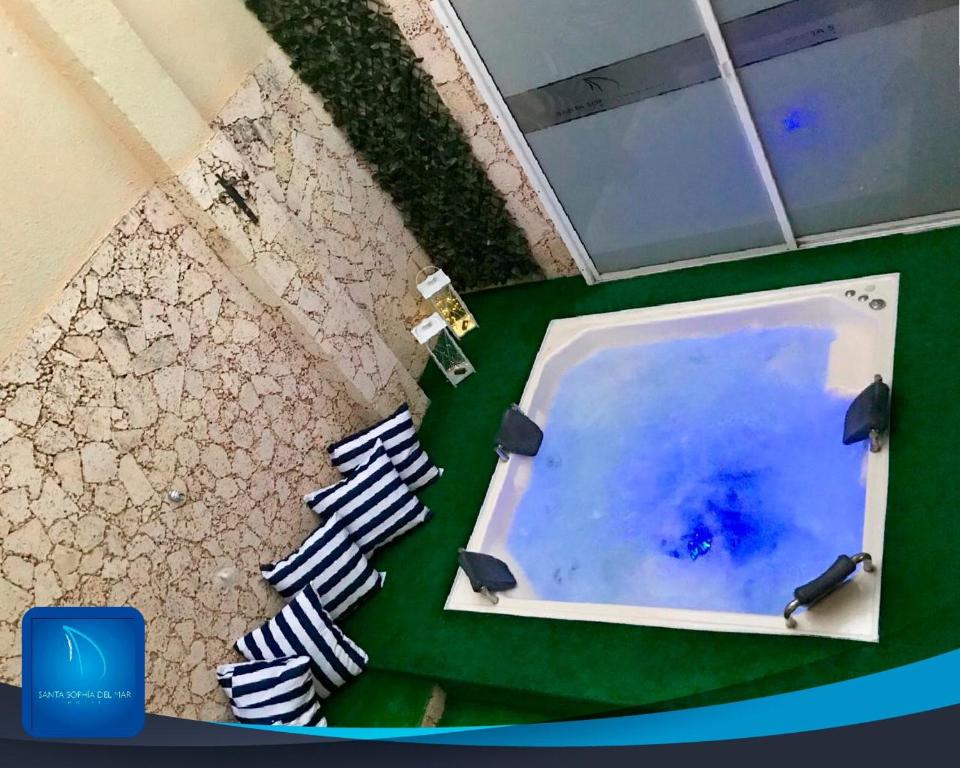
(784, 552), (875, 628)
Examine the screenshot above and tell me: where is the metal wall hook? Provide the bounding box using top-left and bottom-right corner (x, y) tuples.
(216, 175), (259, 224)
(784, 552), (875, 628)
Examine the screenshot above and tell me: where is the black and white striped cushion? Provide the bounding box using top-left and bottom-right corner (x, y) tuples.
(235, 587), (367, 698)
(305, 440), (433, 555)
(216, 656), (326, 727)
(261, 512), (384, 613)
(328, 403), (441, 491)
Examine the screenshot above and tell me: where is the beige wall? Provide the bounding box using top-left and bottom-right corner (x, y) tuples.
(1, 0), (577, 370)
(0, 4), (153, 367)
(0, 0), (273, 367)
(112, 0), (272, 121)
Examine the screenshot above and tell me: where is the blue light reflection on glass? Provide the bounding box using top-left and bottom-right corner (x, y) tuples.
(782, 108), (806, 132)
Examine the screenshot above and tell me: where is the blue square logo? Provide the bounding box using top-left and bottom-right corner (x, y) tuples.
(21, 607), (145, 738)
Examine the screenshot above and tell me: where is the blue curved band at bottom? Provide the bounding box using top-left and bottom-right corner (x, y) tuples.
(218, 647), (960, 747)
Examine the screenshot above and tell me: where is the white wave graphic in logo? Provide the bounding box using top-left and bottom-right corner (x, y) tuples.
(62, 625), (107, 680)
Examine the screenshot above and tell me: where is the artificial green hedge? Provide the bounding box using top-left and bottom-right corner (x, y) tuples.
(245, 0), (542, 290)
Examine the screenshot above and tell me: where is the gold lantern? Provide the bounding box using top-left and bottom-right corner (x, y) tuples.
(416, 268), (477, 338)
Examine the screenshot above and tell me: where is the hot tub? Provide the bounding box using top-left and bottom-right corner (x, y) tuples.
(446, 275), (899, 641)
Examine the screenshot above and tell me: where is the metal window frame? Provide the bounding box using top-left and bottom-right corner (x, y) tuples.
(432, 0), (960, 284)
(693, 0), (796, 250)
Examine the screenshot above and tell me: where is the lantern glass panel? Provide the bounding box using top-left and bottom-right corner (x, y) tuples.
(432, 284), (477, 338)
(429, 327), (475, 386)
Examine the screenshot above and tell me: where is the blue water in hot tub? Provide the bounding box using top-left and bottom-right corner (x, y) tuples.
(507, 327), (868, 616)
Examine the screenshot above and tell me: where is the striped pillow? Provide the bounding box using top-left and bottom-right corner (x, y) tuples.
(235, 587), (367, 698)
(216, 656), (326, 727)
(328, 404), (441, 491)
(305, 440), (433, 555)
(261, 512), (385, 614)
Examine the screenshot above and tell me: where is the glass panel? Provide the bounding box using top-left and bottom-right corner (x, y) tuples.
(713, 0), (960, 236)
(526, 83), (785, 272)
(451, 0), (707, 96)
(451, 0), (786, 274)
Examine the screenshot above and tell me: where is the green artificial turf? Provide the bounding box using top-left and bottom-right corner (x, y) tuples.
(322, 669), (435, 726)
(439, 696), (562, 727)
(338, 225), (960, 721)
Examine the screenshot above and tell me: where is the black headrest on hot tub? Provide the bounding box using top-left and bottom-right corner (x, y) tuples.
(495, 404), (543, 458)
(457, 549), (517, 595)
(843, 374), (890, 451)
